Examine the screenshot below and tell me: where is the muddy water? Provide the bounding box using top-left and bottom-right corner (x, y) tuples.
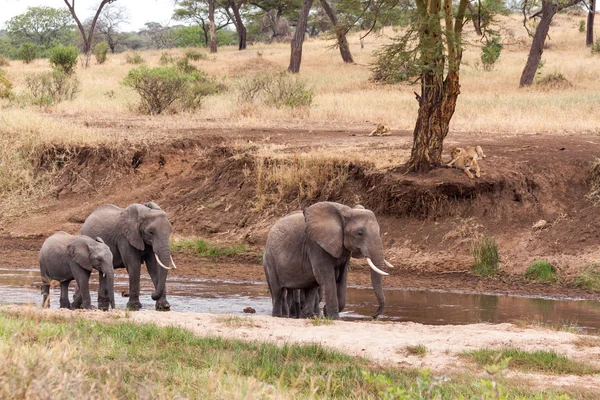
(2, 267), (600, 332)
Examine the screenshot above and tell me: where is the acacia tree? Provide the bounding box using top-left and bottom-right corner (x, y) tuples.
(96, 3), (129, 53)
(587, 0), (595, 46)
(519, 0), (583, 87)
(62, 0), (117, 66)
(320, 0), (353, 63)
(288, 0), (313, 72)
(174, 0), (231, 53)
(219, 0), (248, 50)
(5, 6), (74, 50)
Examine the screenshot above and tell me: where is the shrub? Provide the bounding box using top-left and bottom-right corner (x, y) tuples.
(586, 158), (600, 205)
(126, 52), (145, 65)
(93, 42), (109, 64)
(0, 69), (12, 99)
(481, 37), (503, 71)
(122, 66), (220, 115)
(159, 52), (174, 65)
(536, 72), (573, 90)
(592, 39), (600, 55)
(25, 70), (80, 106)
(524, 260), (557, 282)
(185, 49), (206, 61)
(572, 264), (600, 292)
(237, 71), (313, 109)
(0, 55), (9, 67)
(49, 45), (79, 74)
(579, 20), (586, 33)
(18, 43), (37, 64)
(472, 236), (499, 276)
(176, 57), (198, 74)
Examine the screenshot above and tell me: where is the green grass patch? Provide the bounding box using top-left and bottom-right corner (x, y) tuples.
(472, 236), (499, 276)
(0, 311), (581, 399)
(525, 260), (558, 282)
(572, 264), (600, 292)
(462, 347), (599, 375)
(405, 344), (427, 357)
(311, 316), (334, 326)
(171, 238), (246, 258)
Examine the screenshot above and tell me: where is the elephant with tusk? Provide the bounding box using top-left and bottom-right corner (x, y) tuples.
(80, 202), (176, 311)
(263, 202), (392, 320)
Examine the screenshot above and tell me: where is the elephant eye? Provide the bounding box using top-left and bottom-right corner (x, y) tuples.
(357, 229), (364, 236)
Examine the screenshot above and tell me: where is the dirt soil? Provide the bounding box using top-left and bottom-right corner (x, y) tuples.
(5, 305), (599, 394)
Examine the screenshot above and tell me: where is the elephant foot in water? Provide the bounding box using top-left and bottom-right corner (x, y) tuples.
(155, 299), (171, 311)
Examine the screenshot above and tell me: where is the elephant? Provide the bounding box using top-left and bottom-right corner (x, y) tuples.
(263, 202), (393, 320)
(39, 232), (115, 310)
(284, 287), (321, 318)
(80, 202), (177, 311)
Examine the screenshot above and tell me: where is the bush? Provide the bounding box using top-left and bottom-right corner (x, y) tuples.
(159, 52), (174, 65)
(93, 42), (109, 64)
(185, 49), (206, 61)
(579, 20), (586, 33)
(592, 39), (600, 55)
(0, 55), (9, 67)
(18, 43), (37, 64)
(122, 66), (220, 115)
(0, 69), (12, 99)
(572, 264), (600, 291)
(535, 72), (573, 90)
(126, 52), (145, 65)
(586, 158), (600, 205)
(49, 45), (79, 74)
(524, 260), (557, 282)
(25, 70), (80, 106)
(481, 37), (503, 71)
(176, 57), (198, 74)
(472, 236), (499, 276)
(237, 72), (313, 109)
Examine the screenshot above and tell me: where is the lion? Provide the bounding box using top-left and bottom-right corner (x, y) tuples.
(451, 155), (480, 179)
(446, 145), (486, 167)
(368, 123), (392, 137)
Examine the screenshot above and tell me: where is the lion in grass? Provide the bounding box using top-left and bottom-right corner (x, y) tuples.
(446, 146), (486, 179)
(368, 123), (392, 137)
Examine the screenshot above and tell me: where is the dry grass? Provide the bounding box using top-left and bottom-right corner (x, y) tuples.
(572, 336), (600, 348)
(215, 315), (257, 328)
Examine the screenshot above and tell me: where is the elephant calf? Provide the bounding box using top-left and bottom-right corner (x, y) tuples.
(39, 232), (115, 310)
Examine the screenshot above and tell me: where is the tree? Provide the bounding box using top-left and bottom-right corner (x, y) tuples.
(519, 0), (584, 87)
(250, 0), (300, 42)
(173, 0), (231, 52)
(5, 6), (74, 50)
(96, 3), (130, 53)
(141, 22), (178, 49)
(319, 0), (353, 63)
(219, 0), (248, 50)
(587, 0), (596, 46)
(62, 0), (118, 66)
(288, 0), (313, 72)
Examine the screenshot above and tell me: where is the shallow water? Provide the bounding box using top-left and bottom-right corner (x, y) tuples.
(2, 267), (600, 332)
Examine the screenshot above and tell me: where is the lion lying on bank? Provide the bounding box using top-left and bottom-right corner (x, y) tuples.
(446, 146), (486, 179)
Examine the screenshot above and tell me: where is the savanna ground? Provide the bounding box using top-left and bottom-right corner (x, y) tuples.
(1, 12), (600, 398)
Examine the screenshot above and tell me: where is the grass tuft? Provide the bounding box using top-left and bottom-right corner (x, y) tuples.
(171, 238), (246, 258)
(571, 264), (600, 292)
(572, 336), (600, 348)
(536, 72), (573, 90)
(405, 344), (427, 357)
(472, 236), (499, 276)
(215, 315), (257, 328)
(586, 158), (600, 205)
(311, 316), (334, 326)
(524, 260), (558, 282)
(462, 347), (599, 375)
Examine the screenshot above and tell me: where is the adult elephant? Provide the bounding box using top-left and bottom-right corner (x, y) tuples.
(80, 202), (176, 311)
(263, 202), (393, 319)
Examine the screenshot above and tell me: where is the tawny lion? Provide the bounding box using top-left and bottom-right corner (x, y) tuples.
(446, 146), (486, 179)
(368, 123), (392, 137)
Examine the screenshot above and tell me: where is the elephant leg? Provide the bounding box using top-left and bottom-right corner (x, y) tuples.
(313, 265), (339, 320)
(41, 284), (50, 308)
(291, 289), (302, 319)
(72, 287), (83, 309)
(59, 281), (71, 309)
(302, 287), (319, 318)
(97, 270), (110, 311)
(314, 287), (322, 316)
(120, 250), (143, 311)
(145, 253), (170, 311)
(74, 270), (93, 310)
(271, 286), (285, 317)
(336, 262), (349, 313)
(282, 289), (291, 318)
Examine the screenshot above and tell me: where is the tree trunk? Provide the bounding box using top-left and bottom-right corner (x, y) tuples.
(230, 1), (247, 50)
(467, 3), (482, 36)
(520, 1), (557, 87)
(288, 0), (313, 73)
(320, 0), (353, 63)
(209, 0), (217, 53)
(587, 0), (596, 46)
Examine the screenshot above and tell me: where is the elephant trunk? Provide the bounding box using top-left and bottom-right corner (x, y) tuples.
(151, 242), (170, 301)
(365, 243), (386, 318)
(102, 264), (116, 309)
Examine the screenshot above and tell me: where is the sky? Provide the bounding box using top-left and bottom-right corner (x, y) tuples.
(0, 0), (179, 31)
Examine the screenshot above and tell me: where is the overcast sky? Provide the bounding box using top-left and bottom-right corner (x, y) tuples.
(0, 0), (179, 31)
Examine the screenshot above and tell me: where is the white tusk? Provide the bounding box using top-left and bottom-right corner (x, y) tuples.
(367, 258), (389, 276)
(155, 253), (172, 270)
(170, 255), (178, 269)
(384, 260), (395, 269)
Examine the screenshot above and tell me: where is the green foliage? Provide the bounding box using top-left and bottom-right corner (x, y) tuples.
(311, 316), (334, 326)
(405, 344), (427, 357)
(159, 52), (174, 65)
(592, 39), (600, 55)
(25, 70), (80, 106)
(525, 260), (558, 282)
(18, 43), (38, 64)
(572, 264), (600, 292)
(125, 52), (145, 65)
(172, 25), (206, 48)
(579, 20), (586, 33)
(464, 347), (599, 375)
(371, 36), (418, 83)
(122, 66), (220, 115)
(185, 49), (206, 61)
(5, 6), (75, 50)
(93, 42), (109, 64)
(237, 71), (314, 108)
(0, 69), (13, 99)
(481, 37), (503, 71)
(472, 236), (499, 276)
(171, 238), (245, 258)
(176, 56), (198, 73)
(49, 45), (79, 74)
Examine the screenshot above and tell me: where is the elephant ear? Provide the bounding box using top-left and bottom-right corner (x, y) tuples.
(67, 237), (93, 272)
(304, 202), (349, 258)
(117, 205), (145, 251)
(144, 202), (162, 210)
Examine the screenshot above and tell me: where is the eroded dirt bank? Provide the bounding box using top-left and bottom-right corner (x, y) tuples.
(2, 125), (600, 297)
(4, 305), (599, 394)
